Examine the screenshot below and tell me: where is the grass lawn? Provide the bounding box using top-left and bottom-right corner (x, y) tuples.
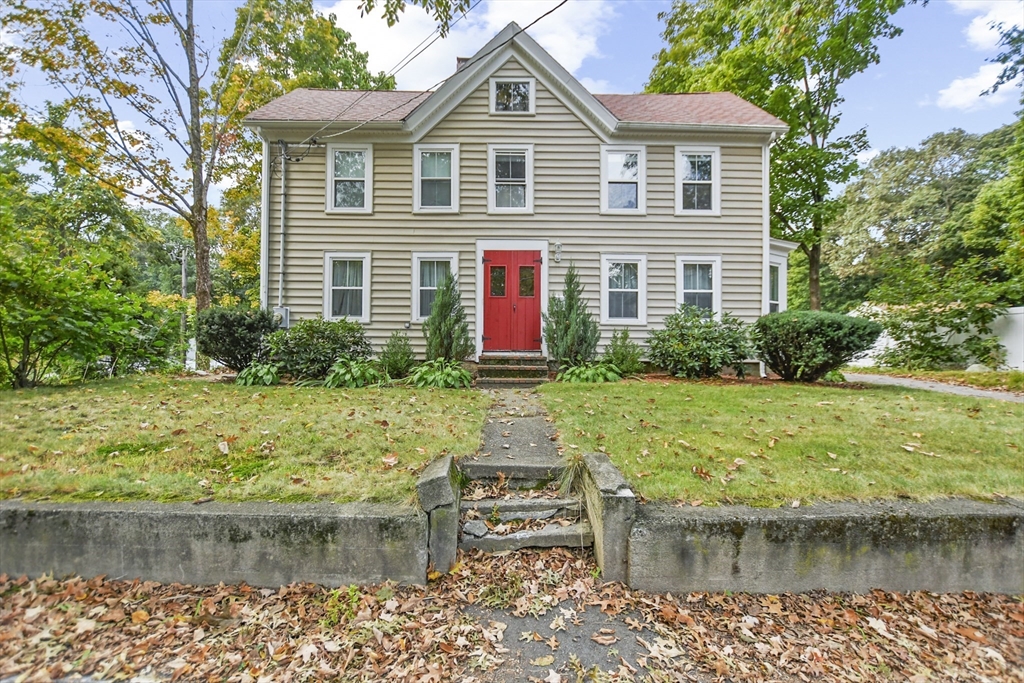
(540, 378), (1024, 505)
(0, 376), (489, 505)
(845, 366), (1024, 392)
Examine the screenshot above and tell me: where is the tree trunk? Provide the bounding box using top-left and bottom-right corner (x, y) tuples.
(182, 0), (212, 313)
(808, 242), (822, 311)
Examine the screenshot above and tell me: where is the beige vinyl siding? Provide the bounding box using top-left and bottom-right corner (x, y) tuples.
(265, 58), (766, 355)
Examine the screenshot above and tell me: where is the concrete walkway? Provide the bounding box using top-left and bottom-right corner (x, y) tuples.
(845, 372), (1024, 403)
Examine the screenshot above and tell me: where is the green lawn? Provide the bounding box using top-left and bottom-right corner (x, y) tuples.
(0, 376), (489, 504)
(845, 366), (1024, 392)
(540, 378), (1024, 505)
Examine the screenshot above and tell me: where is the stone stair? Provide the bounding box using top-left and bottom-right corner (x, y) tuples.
(475, 354), (550, 388)
(456, 390), (592, 553)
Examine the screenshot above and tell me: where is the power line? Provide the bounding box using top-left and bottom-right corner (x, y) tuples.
(301, 0), (570, 148)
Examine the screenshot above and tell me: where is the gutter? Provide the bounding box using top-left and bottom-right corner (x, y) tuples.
(614, 121), (790, 136)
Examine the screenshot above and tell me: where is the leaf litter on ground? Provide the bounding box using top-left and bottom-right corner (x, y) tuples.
(1, 548), (1021, 682)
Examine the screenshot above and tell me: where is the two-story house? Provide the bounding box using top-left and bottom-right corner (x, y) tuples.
(244, 22), (796, 361)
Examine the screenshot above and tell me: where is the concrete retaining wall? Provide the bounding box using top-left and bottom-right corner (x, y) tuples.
(0, 501), (427, 587)
(629, 499), (1024, 594)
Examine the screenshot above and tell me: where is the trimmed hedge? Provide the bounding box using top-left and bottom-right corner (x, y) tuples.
(195, 307), (279, 371)
(751, 311), (882, 382)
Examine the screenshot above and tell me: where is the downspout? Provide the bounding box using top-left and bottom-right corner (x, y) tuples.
(277, 140), (287, 309)
(259, 135), (269, 309)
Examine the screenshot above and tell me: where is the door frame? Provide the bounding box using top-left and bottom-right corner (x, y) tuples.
(475, 239), (549, 360)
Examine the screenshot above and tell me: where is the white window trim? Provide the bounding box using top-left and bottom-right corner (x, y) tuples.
(600, 145), (647, 215)
(323, 251), (371, 324)
(768, 255), (788, 313)
(325, 144), (373, 214)
(413, 143), (460, 213)
(600, 254), (648, 325)
(674, 146), (721, 217)
(412, 252), (459, 322)
(676, 254), (723, 320)
(488, 77), (536, 115)
(487, 143), (534, 214)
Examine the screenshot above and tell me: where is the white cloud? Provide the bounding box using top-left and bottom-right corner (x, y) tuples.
(578, 76), (612, 93)
(937, 62), (1012, 110)
(856, 148), (880, 164)
(950, 0), (1022, 51)
(321, 0), (616, 90)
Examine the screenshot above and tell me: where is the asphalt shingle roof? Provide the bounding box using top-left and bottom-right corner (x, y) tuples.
(243, 88), (786, 130)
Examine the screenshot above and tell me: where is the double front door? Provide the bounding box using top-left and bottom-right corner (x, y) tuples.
(482, 250), (541, 352)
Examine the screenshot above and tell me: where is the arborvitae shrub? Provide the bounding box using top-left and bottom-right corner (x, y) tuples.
(196, 306), (278, 371)
(543, 263), (599, 369)
(424, 275), (474, 362)
(751, 311), (882, 381)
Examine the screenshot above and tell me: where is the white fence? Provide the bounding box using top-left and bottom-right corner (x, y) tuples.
(851, 306), (1024, 371)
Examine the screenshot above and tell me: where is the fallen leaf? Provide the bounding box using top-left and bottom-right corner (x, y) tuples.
(218, 441), (229, 455)
(131, 609), (149, 624)
(530, 655), (555, 666)
(591, 633), (618, 645)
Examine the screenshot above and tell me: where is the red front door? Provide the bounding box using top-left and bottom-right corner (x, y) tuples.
(483, 250), (541, 351)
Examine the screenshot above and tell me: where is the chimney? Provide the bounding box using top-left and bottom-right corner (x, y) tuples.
(456, 56), (470, 71)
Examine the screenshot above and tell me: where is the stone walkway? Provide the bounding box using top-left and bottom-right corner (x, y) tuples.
(845, 372), (1024, 403)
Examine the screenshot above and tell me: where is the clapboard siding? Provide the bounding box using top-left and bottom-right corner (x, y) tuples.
(265, 58), (767, 355)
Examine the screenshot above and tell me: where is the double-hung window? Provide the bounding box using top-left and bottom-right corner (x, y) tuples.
(414, 144), (459, 212)
(327, 144), (372, 213)
(674, 146), (720, 215)
(488, 144), (533, 213)
(600, 145), (646, 214)
(769, 265), (781, 313)
(323, 252), (371, 323)
(413, 253), (458, 321)
(676, 255), (722, 319)
(601, 255), (647, 325)
(490, 77), (534, 114)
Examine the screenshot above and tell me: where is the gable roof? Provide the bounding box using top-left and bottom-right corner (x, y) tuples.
(245, 90), (430, 123)
(243, 22), (788, 137)
(594, 93), (785, 129)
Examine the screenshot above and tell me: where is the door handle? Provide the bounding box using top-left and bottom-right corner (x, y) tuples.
(513, 304), (517, 312)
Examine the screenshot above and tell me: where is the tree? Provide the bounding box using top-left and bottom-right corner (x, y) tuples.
(542, 263), (599, 368)
(423, 275), (473, 362)
(212, 0), (393, 307)
(648, 0), (906, 309)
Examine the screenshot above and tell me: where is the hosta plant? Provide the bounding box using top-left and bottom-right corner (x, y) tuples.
(324, 357), (387, 388)
(409, 358), (473, 388)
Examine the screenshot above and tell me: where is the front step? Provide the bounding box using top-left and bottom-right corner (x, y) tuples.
(477, 365), (549, 379)
(462, 496), (582, 522)
(478, 354), (548, 367)
(459, 459), (564, 488)
(475, 377), (548, 388)
(460, 520), (594, 552)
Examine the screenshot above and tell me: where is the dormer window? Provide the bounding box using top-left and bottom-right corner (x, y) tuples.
(490, 77), (535, 114)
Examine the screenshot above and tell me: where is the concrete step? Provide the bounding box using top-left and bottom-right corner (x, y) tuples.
(459, 520), (594, 552)
(459, 458), (564, 489)
(477, 365), (550, 379)
(461, 496), (582, 522)
(478, 354), (549, 367)
(475, 377), (548, 389)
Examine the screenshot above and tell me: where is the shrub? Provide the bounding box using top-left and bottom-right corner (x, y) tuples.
(196, 306), (279, 371)
(324, 357), (387, 388)
(266, 317), (371, 380)
(648, 305), (749, 379)
(424, 275), (473, 362)
(379, 330), (416, 379)
(409, 358), (472, 388)
(751, 311), (882, 382)
(602, 328), (644, 376)
(869, 302), (1007, 370)
(236, 362), (280, 386)
(557, 361), (621, 383)
(543, 263), (599, 369)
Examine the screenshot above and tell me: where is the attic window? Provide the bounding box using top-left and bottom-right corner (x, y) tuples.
(490, 78), (535, 114)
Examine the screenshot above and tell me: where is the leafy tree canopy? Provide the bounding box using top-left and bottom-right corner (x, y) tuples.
(648, 0), (907, 309)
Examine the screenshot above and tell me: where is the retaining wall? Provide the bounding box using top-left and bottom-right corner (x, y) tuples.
(628, 499), (1024, 594)
(0, 501), (427, 587)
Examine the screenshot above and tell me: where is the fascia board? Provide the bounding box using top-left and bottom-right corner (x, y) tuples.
(615, 121), (790, 136)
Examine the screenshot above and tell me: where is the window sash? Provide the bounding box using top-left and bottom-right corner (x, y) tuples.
(494, 151), (527, 208)
(332, 149), (367, 209)
(680, 262), (715, 314)
(769, 264), (780, 313)
(417, 260), (451, 318)
(330, 259), (364, 318)
(607, 261), (640, 320)
(494, 81), (531, 112)
(676, 149), (717, 214)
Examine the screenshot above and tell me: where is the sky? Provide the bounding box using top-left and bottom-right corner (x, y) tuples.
(311, 0), (1023, 157)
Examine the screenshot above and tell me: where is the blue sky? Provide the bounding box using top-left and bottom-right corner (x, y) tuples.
(320, 0), (1022, 156)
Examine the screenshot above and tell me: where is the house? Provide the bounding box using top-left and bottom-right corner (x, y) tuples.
(244, 22), (797, 361)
